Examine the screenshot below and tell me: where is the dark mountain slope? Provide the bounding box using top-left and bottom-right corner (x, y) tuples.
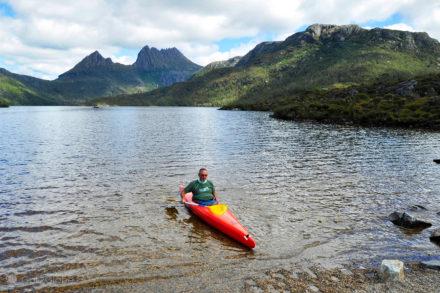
(0, 47), (202, 105)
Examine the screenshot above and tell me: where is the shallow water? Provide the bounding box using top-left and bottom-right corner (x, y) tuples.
(1, 106), (440, 291)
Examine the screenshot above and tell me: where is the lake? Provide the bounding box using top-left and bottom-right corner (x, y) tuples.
(1, 106), (440, 291)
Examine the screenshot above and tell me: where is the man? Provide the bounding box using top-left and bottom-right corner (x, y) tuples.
(182, 168), (217, 206)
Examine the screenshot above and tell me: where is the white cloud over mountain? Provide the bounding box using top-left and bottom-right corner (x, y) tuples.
(0, 0), (439, 79)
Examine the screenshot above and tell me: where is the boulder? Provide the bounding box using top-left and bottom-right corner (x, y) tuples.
(395, 80), (418, 97)
(420, 260), (440, 270)
(430, 228), (440, 243)
(348, 89), (359, 97)
(388, 212), (432, 229)
(380, 260), (405, 281)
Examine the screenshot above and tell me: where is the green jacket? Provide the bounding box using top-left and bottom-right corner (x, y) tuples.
(184, 179), (215, 201)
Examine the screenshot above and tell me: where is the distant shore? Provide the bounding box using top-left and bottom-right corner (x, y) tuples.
(0, 98), (10, 107)
(222, 74), (440, 131)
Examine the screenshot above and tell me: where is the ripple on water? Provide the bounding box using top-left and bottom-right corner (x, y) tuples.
(0, 107), (440, 291)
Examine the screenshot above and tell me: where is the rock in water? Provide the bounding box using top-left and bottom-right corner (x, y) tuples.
(409, 204), (427, 211)
(430, 228), (440, 243)
(420, 260), (440, 270)
(380, 260), (405, 281)
(388, 212), (432, 229)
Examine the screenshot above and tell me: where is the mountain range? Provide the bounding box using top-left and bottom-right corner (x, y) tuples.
(97, 24), (440, 108)
(2, 23), (440, 126)
(0, 46), (201, 105)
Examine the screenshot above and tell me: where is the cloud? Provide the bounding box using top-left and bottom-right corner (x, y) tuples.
(0, 0), (439, 79)
(193, 39), (265, 66)
(385, 23), (415, 32)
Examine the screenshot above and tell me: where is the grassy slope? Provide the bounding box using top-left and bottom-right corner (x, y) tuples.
(229, 43), (439, 109)
(94, 66), (270, 106)
(0, 75), (60, 105)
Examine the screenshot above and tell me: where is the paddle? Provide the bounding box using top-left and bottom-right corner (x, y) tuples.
(182, 201), (199, 206)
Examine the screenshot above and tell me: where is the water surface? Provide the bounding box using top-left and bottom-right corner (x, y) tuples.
(1, 106), (440, 291)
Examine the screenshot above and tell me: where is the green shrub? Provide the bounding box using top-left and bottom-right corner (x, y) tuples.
(0, 97), (10, 107)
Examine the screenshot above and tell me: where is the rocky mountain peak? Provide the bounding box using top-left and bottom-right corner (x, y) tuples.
(238, 23), (440, 67)
(298, 24), (440, 52)
(305, 24), (364, 40)
(134, 45), (201, 71)
(205, 56), (242, 69)
(57, 51), (115, 79)
(0, 68), (10, 74)
(76, 51), (114, 68)
(196, 56), (242, 76)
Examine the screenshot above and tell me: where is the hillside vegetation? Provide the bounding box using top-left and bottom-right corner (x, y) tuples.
(99, 25), (440, 106)
(95, 24), (440, 129)
(0, 97), (10, 107)
(269, 73), (440, 129)
(0, 72), (62, 105)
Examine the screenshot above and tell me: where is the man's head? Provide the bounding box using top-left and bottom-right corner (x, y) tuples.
(198, 168), (208, 181)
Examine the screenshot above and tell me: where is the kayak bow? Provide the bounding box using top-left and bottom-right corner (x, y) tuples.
(179, 185), (256, 249)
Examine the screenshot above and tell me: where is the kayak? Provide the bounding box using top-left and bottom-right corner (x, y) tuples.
(179, 185), (256, 249)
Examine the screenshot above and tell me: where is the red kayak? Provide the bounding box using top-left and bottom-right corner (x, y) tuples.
(179, 185), (256, 249)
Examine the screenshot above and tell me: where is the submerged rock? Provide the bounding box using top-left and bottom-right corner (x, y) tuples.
(388, 212), (432, 229)
(409, 204), (427, 211)
(380, 259), (405, 281)
(430, 228), (440, 243)
(420, 260), (440, 270)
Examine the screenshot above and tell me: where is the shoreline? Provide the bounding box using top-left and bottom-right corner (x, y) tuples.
(25, 262), (439, 292)
(244, 262), (440, 293)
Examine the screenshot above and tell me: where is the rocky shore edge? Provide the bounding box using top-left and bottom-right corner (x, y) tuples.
(244, 261), (440, 293)
(243, 202), (440, 293)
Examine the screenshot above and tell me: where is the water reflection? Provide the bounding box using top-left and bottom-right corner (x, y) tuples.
(165, 206), (179, 221)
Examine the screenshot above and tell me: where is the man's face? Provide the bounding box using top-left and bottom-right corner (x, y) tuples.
(199, 170), (208, 181)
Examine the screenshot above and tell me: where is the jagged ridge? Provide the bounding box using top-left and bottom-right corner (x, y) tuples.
(134, 46), (200, 71)
(237, 24), (440, 67)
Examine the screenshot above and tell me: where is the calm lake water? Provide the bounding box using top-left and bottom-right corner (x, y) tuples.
(1, 106), (440, 291)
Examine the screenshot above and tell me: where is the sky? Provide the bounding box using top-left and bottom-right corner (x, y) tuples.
(0, 0), (439, 80)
